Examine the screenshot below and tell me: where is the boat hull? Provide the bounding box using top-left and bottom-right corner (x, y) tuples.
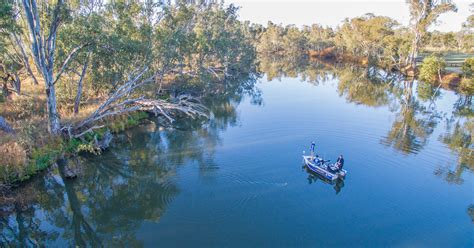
(303, 155), (346, 181)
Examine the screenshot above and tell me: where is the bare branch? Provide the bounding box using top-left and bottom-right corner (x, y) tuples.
(69, 69), (208, 138)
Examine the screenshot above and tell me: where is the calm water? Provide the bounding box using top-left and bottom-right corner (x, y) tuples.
(1, 64), (473, 247)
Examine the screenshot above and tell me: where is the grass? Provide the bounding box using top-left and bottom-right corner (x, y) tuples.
(0, 76), (152, 186)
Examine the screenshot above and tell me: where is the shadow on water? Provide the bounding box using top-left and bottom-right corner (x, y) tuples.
(1, 57), (473, 245)
(302, 165), (345, 194)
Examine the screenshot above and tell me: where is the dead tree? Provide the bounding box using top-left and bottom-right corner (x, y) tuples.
(65, 68), (208, 139)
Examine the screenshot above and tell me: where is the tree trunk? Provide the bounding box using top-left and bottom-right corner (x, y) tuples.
(1, 77), (10, 98)
(12, 71), (21, 94)
(74, 54), (90, 115)
(408, 31), (421, 70)
(45, 76), (61, 135)
(22, 0), (63, 135)
(11, 33), (39, 85)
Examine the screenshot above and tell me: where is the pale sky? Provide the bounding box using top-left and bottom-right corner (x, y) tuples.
(226, 0), (472, 32)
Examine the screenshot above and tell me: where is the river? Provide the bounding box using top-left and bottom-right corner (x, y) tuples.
(1, 62), (473, 247)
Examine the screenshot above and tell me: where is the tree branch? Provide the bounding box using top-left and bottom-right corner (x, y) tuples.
(53, 43), (90, 85)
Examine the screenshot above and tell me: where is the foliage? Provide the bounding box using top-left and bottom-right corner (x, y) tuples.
(406, 0), (457, 67)
(335, 14), (401, 65)
(459, 77), (474, 95)
(461, 57), (474, 77)
(419, 55), (446, 83)
(0, 1), (257, 185)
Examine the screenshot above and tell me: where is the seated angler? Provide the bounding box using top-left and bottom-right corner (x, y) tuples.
(335, 155), (344, 171)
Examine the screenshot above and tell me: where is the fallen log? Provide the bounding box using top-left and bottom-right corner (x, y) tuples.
(64, 68), (208, 139)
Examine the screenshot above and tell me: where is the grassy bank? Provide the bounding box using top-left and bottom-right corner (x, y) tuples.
(0, 101), (150, 186)
(0, 79), (159, 186)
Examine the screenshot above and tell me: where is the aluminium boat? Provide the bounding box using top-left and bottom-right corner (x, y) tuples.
(303, 155), (347, 181)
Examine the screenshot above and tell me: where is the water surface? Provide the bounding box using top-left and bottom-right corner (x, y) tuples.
(1, 64), (473, 247)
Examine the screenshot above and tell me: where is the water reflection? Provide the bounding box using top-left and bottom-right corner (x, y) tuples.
(304, 166), (345, 194)
(259, 56), (473, 226)
(0, 75), (262, 246)
(436, 112), (473, 184)
(259, 55), (472, 167)
(1, 57), (472, 245)
(381, 80), (440, 154)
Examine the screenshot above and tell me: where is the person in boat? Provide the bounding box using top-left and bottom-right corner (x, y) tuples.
(313, 155), (323, 165)
(335, 155), (344, 171)
(310, 141), (315, 156)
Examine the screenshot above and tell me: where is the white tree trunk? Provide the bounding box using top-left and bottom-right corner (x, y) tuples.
(22, 0), (63, 134)
(45, 74), (61, 134)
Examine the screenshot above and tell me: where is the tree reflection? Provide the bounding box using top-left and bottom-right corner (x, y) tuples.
(468, 205), (474, 224)
(381, 80), (439, 154)
(0, 73), (261, 245)
(258, 55), (332, 84)
(336, 66), (398, 107)
(0, 174), (60, 245)
(258, 55), (472, 190)
(435, 98), (473, 184)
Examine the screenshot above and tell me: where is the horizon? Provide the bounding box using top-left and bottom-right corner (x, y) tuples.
(227, 0), (472, 32)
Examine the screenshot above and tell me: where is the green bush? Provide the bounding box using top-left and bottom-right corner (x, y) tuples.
(419, 55), (446, 83)
(461, 57), (474, 77)
(460, 77), (474, 95)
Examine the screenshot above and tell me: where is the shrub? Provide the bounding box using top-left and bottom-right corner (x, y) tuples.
(461, 57), (474, 77)
(419, 55), (446, 83)
(460, 77), (474, 95)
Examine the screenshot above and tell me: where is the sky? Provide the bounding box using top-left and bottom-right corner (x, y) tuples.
(226, 0), (472, 32)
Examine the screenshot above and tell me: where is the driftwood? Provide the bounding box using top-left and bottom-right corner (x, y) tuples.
(64, 68), (208, 139)
(0, 116), (14, 133)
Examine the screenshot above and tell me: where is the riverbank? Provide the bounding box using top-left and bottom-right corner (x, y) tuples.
(0, 84), (154, 187)
(0, 77), (209, 188)
(0, 67), (258, 188)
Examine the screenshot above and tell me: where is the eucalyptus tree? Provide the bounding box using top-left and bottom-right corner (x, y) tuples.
(303, 24), (334, 52)
(405, 0), (457, 69)
(335, 14), (399, 66)
(56, 1), (104, 114)
(20, 0), (88, 134)
(256, 22), (286, 55)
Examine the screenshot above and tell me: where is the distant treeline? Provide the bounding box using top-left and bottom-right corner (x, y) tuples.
(253, 2), (473, 72)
